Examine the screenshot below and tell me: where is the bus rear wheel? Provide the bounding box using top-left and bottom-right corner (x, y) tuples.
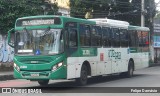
(76, 65), (88, 86)
(38, 80), (49, 86)
(127, 61), (134, 77)
(120, 61), (134, 78)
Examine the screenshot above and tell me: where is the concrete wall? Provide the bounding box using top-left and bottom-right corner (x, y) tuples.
(0, 34), (14, 63)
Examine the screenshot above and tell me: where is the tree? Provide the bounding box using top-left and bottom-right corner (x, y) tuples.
(0, 0), (58, 34)
(108, 0), (133, 20)
(70, 0), (87, 18)
(128, 0), (156, 26)
(70, 0), (156, 27)
(70, 0), (111, 18)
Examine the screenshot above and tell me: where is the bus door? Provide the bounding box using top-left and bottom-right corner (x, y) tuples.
(110, 28), (120, 73)
(102, 27), (112, 74)
(141, 31), (149, 67)
(137, 31), (143, 69)
(65, 25), (78, 79)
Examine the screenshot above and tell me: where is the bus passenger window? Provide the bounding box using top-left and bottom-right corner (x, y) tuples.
(91, 26), (102, 47)
(138, 31), (143, 47)
(69, 29), (77, 47)
(128, 30), (137, 47)
(102, 27), (111, 47)
(120, 29), (128, 47)
(141, 31), (149, 52)
(112, 28), (120, 47)
(79, 24), (91, 47)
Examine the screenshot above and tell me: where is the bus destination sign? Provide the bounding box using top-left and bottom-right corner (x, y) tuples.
(22, 19), (54, 26)
(16, 17), (61, 27)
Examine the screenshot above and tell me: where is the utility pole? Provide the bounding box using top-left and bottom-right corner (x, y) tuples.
(141, 0), (145, 27)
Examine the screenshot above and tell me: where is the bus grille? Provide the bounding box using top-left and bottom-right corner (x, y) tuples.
(18, 57), (53, 64)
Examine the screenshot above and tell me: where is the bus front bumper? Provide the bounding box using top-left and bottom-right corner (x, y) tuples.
(13, 66), (67, 80)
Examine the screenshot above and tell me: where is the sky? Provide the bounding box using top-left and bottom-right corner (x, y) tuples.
(155, 0), (160, 11)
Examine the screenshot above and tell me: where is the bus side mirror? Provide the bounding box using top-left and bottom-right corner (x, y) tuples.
(8, 28), (15, 48)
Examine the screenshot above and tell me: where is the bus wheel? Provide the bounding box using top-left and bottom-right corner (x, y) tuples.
(126, 61), (134, 78)
(76, 65), (88, 86)
(120, 61), (134, 78)
(38, 80), (49, 86)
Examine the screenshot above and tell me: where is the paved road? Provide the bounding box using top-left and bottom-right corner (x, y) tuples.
(1, 66), (160, 95)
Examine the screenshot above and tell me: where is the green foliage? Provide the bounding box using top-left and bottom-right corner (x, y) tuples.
(70, 0), (87, 18)
(0, 0), (58, 34)
(70, 0), (156, 27)
(70, 0), (112, 18)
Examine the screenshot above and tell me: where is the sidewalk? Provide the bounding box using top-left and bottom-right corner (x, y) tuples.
(0, 62), (14, 81)
(149, 62), (160, 67)
(0, 71), (14, 81)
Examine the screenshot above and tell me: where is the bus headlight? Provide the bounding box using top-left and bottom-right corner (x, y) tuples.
(52, 62), (63, 72)
(14, 63), (20, 72)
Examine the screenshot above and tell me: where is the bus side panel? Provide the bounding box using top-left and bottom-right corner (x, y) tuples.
(142, 52), (149, 68)
(118, 48), (129, 72)
(106, 48), (129, 73)
(97, 48), (112, 75)
(133, 53), (143, 70)
(67, 56), (98, 79)
(129, 47), (149, 70)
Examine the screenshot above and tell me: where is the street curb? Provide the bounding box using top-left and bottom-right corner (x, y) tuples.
(149, 63), (160, 67)
(0, 74), (14, 81)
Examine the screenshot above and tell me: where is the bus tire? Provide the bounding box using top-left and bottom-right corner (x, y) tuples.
(38, 80), (49, 86)
(126, 61), (134, 78)
(120, 61), (134, 78)
(76, 65), (88, 86)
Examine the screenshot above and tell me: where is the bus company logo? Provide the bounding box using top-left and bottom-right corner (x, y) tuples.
(1, 88), (42, 93)
(2, 88), (11, 93)
(108, 49), (121, 59)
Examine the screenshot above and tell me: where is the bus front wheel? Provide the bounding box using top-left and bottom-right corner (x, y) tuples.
(76, 65), (88, 86)
(38, 80), (49, 86)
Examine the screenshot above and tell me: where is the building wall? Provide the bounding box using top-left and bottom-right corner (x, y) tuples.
(0, 34), (14, 63)
(50, 0), (70, 16)
(50, 0), (70, 9)
(154, 18), (160, 62)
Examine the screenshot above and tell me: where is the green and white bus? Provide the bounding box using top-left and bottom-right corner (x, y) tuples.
(8, 15), (150, 86)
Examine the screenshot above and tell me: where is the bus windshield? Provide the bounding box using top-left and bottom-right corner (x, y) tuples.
(15, 29), (64, 55)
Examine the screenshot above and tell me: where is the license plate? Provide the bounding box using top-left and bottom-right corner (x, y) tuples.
(31, 73), (39, 77)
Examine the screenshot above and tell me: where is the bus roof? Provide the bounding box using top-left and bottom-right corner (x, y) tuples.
(89, 18), (129, 29)
(128, 25), (150, 31)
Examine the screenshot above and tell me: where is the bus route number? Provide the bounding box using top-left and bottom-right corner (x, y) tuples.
(82, 50), (90, 56)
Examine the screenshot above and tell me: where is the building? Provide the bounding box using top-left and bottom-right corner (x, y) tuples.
(153, 18), (160, 62)
(50, 0), (70, 16)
